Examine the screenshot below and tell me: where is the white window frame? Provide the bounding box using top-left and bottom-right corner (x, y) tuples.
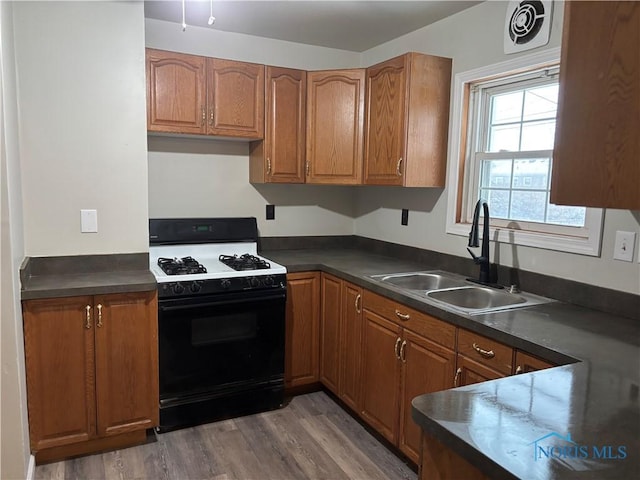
(445, 48), (604, 256)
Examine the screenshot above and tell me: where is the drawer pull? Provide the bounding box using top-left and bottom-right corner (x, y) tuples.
(472, 342), (495, 358)
(355, 294), (362, 314)
(394, 309), (410, 321)
(394, 337), (402, 359)
(454, 367), (462, 387)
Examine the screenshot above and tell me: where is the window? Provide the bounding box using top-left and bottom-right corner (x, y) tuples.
(446, 48), (603, 256)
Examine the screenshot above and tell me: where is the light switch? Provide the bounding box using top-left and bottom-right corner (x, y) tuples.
(81, 209), (98, 233)
(613, 231), (635, 262)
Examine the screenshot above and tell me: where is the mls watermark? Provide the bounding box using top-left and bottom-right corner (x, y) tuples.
(529, 432), (627, 461)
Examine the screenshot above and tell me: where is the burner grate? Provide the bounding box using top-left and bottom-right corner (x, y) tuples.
(219, 254), (271, 271)
(158, 256), (207, 276)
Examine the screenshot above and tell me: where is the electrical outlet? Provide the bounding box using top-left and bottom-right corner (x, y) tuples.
(80, 209), (98, 233)
(401, 209), (409, 226)
(613, 231), (635, 262)
(266, 204), (275, 220)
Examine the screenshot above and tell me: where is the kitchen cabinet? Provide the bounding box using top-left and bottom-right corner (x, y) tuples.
(514, 350), (555, 374)
(551, 1), (639, 209)
(454, 329), (513, 387)
(419, 432), (490, 480)
(364, 52), (452, 187)
(306, 69), (365, 184)
(146, 49), (264, 139)
(319, 274), (363, 412)
(285, 272), (320, 388)
(360, 290), (456, 463)
(22, 292), (158, 462)
(250, 66), (306, 183)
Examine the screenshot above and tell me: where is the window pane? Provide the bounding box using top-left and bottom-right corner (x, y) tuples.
(520, 120), (556, 150)
(481, 159), (512, 188)
(482, 189), (510, 219)
(491, 91), (523, 124)
(512, 158), (549, 190)
(510, 191), (547, 222)
(547, 203), (586, 227)
(523, 84), (558, 121)
(488, 124), (520, 152)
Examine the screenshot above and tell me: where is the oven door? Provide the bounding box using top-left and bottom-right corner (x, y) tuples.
(157, 289), (285, 404)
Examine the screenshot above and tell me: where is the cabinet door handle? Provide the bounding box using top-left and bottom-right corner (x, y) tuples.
(354, 294), (362, 314)
(515, 365), (523, 375)
(266, 158), (271, 175)
(96, 304), (103, 328)
(305, 161), (310, 177)
(209, 108), (214, 126)
(201, 106), (206, 126)
(400, 340), (407, 363)
(454, 367), (462, 387)
(394, 337), (402, 359)
(472, 342), (495, 358)
(85, 305), (92, 329)
(394, 309), (410, 321)
(396, 157), (403, 176)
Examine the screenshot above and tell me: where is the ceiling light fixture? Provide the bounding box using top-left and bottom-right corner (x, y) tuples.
(208, 0), (216, 25)
(181, 0), (187, 31)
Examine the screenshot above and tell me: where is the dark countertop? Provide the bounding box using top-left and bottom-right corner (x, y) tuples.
(262, 248), (640, 480)
(20, 253), (157, 300)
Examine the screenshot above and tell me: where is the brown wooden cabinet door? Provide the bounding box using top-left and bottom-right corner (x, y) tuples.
(23, 296), (96, 451)
(360, 309), (402, 444)
(285, 272), (320, 387)
(306, 69), (365, 184)
(250, 67), (306, 183)
(456, 355), (505, 387)
(146, 49), (206, 134)
(207, 58), (264, 138)
(320, 274), (342, 394)
(340, 282), (363, 412)
(94, 292), (159, 437)
(551, 1), (639, 209)
(364, 55), (407, 186)
(514, 351), (554, 375)
(399, 330), (456, 464)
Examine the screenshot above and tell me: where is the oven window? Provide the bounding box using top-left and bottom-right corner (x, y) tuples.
(192, 315), (257, 346)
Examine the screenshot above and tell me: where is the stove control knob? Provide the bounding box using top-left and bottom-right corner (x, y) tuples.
(173, 283), (185, 295)
(264, 275), (274, 286)
(190, 281), (202, 293)
(220, 279), (231, 290)
(249, 277), (261, 288)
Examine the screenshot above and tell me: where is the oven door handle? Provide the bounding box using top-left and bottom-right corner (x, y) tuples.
(159, 292), (286, 312)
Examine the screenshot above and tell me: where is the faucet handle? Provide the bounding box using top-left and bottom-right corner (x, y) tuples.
(467, 247), (480, 263)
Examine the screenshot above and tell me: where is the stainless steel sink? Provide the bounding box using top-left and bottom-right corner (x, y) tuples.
(370, 271), (468, 291)
(426, 286), (551, 315)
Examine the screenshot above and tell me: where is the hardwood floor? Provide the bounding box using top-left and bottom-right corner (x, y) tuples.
(35, 392), (417, 480)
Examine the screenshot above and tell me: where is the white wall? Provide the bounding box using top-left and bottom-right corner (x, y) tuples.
(14, 1), (149, 256)
(1, 1), (30, 478)
(354, 1), (640, 295)
(145, 19), (359, 237)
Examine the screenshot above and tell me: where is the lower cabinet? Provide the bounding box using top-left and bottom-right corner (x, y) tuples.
(514, 350), (555, 374)
(455, 329), (513, 386)
(285, 272), (320, 388)
(22, 291), (158, 461)
(360, 290), (456, 464)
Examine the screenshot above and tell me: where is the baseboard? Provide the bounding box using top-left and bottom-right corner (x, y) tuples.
(26, 454), (35, 480)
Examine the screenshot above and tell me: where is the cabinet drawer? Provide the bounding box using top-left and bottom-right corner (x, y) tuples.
(457, 329), (512, 375)
(363, 290), (455, 349)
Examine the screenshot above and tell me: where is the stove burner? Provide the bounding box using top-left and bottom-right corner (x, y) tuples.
(219, 254), (271, 271)
(158, 256), (207, 276)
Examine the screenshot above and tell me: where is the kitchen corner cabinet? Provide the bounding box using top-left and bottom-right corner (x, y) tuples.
(250, 67), (306, 183)
(22, 292), (158, 461)
(306, 69), (365, 184)
(364, 52), (452, 187)
(551, 1), (640, 209)
(146, 48), (264, 139)
(285, 272), (320, 388)
(319, 274), (363, 412)
(360, 290), (456, 463)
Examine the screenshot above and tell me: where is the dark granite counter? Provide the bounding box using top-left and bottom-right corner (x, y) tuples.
(261, 248), (640, 480)
(21, 253), (156, 300)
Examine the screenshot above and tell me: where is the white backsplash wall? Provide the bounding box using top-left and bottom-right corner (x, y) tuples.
(147, 137), (355, 237)
(354, 1), (640, 295)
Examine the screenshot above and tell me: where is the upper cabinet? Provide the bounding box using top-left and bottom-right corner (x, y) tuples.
(364, 53), (452, 187)
(306, 69), (365, 185)
(551, 1), (640, 209)
(146, 49), (264, 139)
(250, 67), (306, 183)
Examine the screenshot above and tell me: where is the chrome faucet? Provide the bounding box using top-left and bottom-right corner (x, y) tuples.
(466, 199), (494, 286)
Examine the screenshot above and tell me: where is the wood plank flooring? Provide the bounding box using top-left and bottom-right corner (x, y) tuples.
(35, 392), (418, 480)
